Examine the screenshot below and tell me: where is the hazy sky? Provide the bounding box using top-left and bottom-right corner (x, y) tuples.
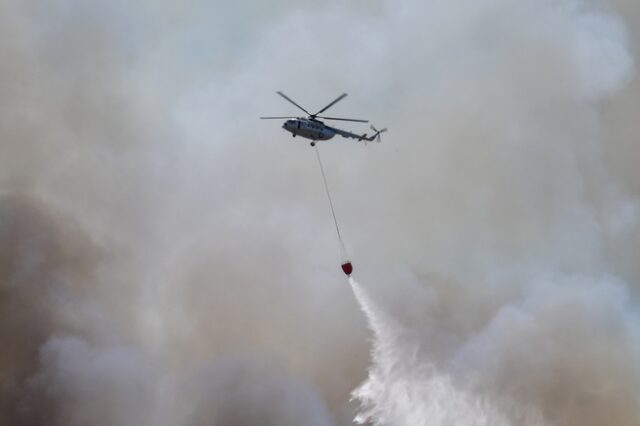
(1, 1), (640, 425)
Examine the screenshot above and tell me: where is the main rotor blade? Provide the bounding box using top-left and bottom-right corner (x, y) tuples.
(318, 116), (368, 123)
(260, 116), (299, 119)
(276, 92), (311, 115)
(314, 93), (348, 115)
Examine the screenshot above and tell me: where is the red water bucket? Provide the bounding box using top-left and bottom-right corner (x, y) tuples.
(341, 261), (353, 276)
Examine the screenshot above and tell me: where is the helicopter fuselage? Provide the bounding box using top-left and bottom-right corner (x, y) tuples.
(283, 118), (335, 141)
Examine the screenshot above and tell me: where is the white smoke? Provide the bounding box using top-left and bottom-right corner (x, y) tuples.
(342, 1), (640, 424)
(2, 0), (640, 425)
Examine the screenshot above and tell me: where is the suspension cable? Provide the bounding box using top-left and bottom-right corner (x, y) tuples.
(314, 145), (346, 251)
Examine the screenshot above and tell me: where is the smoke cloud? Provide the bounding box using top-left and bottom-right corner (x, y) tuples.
(1, 0), (640, 425)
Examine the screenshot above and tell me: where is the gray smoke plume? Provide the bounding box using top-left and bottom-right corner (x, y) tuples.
(1, 0), (640, 425)
(346, 1), (640, 425)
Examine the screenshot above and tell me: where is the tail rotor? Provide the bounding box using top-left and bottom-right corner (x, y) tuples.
(370, 125), (388, 143)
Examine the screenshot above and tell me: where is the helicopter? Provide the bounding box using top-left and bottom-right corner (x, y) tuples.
(261, 92), (387, 146)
